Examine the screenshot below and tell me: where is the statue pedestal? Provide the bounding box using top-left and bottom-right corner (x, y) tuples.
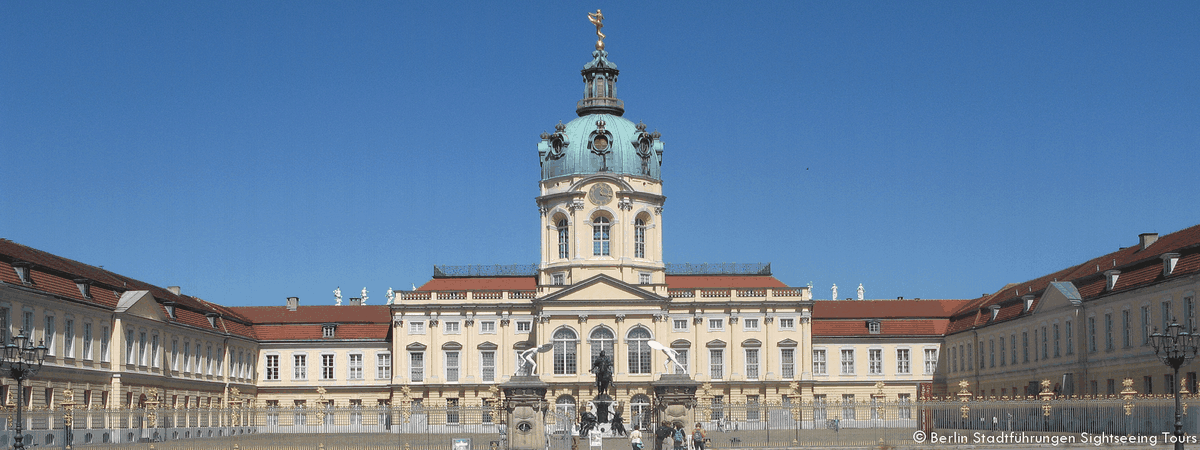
(652, 375), (700, 428)
(503, 376), (549, 450)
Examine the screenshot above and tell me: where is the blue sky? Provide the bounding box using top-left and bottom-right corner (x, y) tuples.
(2, 1), (1198, 306)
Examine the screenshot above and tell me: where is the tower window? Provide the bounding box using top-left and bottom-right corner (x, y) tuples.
(634, 218), (646, 258)
(552, 273), (565, 286)
(593, 216), (610, 256)
(557, 219), (570, 259)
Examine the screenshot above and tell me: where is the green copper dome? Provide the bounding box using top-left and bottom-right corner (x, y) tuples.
(539, 50), (664, 180)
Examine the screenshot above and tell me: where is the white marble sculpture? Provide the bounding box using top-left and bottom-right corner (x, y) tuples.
(333, 287), (342, 306)
(647, 340), (685, 374)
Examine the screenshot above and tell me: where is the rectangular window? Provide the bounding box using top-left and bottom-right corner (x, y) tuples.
(746, 395), (760, 421)
(868, 321), (881, 334)
(709, 349), (724, 380)
(139, 332), (148, 366)
(708, 318), (724, 332)
(481, 351), (495, 382)
(989, 340), (995, 367)
(551, 273), (565, 285)
(1123, 310), (1132, 348)
(743, 318), (759, 331)
(444, 321), (460, 334)
(1041, 326), (1048, 360)
(44, 316), (55, 356)
(673, 319), (689, 332)
(593, 219), (610, 255)
(1105, 313), (1115, 351)
(924, 349), (937, 374)
(23, 311), (34, 338)
(321, 354), (335, 380)
(813, 349), (826, 375)
(1011, 333), (1017, 363)
(1053, 324), (1061, 357)
(183, 342), (191, 372)
(412, 355), (427, 381)
(206, 346), (213, 375)
(409, 321), (426, 335)
(1022, 332), (1029, 362)
(897, 349), (910, 374)
(377, 353), (392, 379)
(638, 272), (651, 285)
(951, 347), (957, 372)
(84, 323), (94, 361)
(194, 344), (201, 374)
(480, 321), (496, 334)
(812, 395), (827, 421)
(215, 347), (223, 375)
(1143, 306), (1152, 345)
(0, 308), (7, 345)
(841, 349), (855, 375)
(999, 337), (1006, 366)
(63, 319), (74, 358)
(1088, 317), (1097, 353)
(446, 351), (460, 382)
(348, 354), (363, 380)
(125, 329), (135, 364)
(516, 321), (532, 334)
(779, 318), (795, 330)
(294, 354), (307, 380)
(868, 349), (882, 374)
(1188, 296), (1197, 330)
(898, 393), (912, 419)
(1066, 321), (1074, 355)
(781, 348), (795, 379)
(1163, 301), (1173, 330)
(266, 355), (280, 380)
(322, 325), (335, 338)
(674, 348), (689, 374)
(151, 335), (159, 367)
(841, 394), (855, 420)
(745, 348), (759, 380)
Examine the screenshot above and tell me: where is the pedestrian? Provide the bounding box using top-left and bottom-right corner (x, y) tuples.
(691, 423), (706, 450)
(673, 423), (686, 450)
(630, 425), (643, 450)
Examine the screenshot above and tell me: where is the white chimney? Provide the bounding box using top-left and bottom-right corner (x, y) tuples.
(1104, 270), (1121, 291)
(287, 296), (299, 311)
(1162, 253), (1181, 277)
(168, 286), (181, 295)
(1139, 233), (1159, 250)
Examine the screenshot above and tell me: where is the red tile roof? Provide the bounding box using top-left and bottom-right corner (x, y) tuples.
(254, 324), (390, 341)
(665, 275), (789, 289)
(0, 239), (256, 339)
(814, 300), (969, 319)
(813, 319), (950, 337)
(947, 223), (1200, 335)
(230, 305), (391, 324)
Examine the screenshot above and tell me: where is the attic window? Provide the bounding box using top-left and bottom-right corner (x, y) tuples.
(74, 278), (92, 299)
(323, 324), (337, 338)
(1023, 295), (1035, 313)
(11, 262), (33, 285)
(1162, 253), (1181, 277)
(163, 302), (177, 319)
(866, 320), (881, 334)
(989, 305), (1001, 321)
(1104, 270), (1121, 291)
(205, 313), (219, 328)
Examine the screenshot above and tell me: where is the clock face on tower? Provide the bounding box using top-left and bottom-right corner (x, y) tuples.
(588, 183), (614, 206)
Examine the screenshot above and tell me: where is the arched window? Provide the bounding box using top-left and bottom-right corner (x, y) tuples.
(555, 395), (576, 433)
(553, 328), (578, 375)
(627, 327), (652, 374)
(634, 218), (646, 258)
(557, 219), (570, 259)
(593, 217), (610, 256)
(589, 327), (615, 366)
(630, 394), (652, 430)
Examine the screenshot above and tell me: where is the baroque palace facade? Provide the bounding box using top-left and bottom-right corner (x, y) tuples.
(3, 27), (1200, 440)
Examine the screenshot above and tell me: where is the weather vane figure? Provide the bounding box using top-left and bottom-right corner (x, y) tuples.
(588, 9), (605, 50)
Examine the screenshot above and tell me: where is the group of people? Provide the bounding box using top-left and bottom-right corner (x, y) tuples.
(629, 422), (705, 450)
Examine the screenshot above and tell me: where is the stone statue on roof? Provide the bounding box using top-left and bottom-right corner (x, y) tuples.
(386, 287), (395, 305)
(857, 283), (864, 300)
(831, 284), (838, 301)
(587, 9), (605, 51)
(361, 287), (369, 305)
(334, 287), (342, 306)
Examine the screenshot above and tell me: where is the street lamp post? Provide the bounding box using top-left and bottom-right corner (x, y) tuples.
(1149, 319), (1200, 450)
(1, 330), (49, 450)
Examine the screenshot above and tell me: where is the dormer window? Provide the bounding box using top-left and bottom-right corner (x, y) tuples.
(164, 302), (177, 319)
(205, 313), (219, 328)
(323, 324), (337, 338)
(867, 320), (881, 334)
(1104, 270), (1121, 291)
(1162, 253), (1181, 277)
(74, 278), (92, 299)
(12, 262), (33, 285)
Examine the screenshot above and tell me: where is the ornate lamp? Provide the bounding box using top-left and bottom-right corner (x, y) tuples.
(1149, 319), (1200, 450)
(0, 329), (49, 450)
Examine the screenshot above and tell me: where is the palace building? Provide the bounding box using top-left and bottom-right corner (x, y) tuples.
(3, 20), (1200, 444)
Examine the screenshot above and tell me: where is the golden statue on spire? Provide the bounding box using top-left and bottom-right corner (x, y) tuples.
(588, 9), (605, 51)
